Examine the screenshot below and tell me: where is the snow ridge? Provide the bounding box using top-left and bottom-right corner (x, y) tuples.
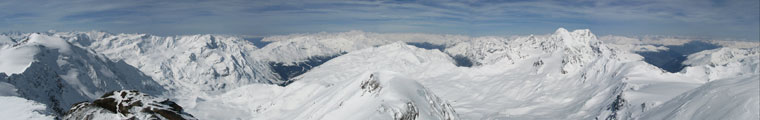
(53, 32), (281, 96)
(1, 33), (166, 116)
(190, 42), (459, 120)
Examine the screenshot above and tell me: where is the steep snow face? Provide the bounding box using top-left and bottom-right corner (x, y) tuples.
(189, 43), (459, 120)
(28, 33), (72, 54)
(638, 75), (760, 120)
(1, 33), (165, 115)
(0, 42), (37, 74)
(63, 90), (197, 120)
(0, 33), (73, 74)
(55, 32), (280, 94)
(0, 96), (54, 120)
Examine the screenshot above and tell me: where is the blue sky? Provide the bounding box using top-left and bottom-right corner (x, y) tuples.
(1, 0), (758, 40)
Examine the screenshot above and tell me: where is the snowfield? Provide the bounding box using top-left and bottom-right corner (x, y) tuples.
(0, 96), (54, 120)
(0, 28), (758, 120)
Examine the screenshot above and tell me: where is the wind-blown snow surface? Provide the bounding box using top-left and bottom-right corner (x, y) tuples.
(0, 28), (758, 119)
(638, 75), (759, 120)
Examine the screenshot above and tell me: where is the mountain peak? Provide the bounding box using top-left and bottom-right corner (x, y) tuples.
(553, 28), (593, 37)
(551, 28), (599, 48)
(554, 28), (570, 35)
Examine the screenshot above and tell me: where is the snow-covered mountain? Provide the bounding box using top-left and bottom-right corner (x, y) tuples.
(0, 28), (757, 119)
(188, 28), (758, 119)
(190, 42), (459, 119)
(55, 32), (281, 93)
(0, 33), (165, 116)
(682, 47), (760, 79)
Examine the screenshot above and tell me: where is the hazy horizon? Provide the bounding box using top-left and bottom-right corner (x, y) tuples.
(1, 0), (758, 41)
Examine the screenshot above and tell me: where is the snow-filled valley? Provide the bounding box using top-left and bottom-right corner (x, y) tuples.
(0, 28), (757, 120)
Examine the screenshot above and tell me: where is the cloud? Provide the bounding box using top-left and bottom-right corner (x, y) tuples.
(0, 0), (757, 40)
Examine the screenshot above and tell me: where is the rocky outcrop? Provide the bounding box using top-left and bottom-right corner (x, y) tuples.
(63, 90), (196, 120)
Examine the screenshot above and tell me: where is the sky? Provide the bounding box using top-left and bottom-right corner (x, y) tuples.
(1, 0), (758, 41)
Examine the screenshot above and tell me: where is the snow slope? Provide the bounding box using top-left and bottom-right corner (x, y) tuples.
(55, 32), (281, 94)
(627, 47), (759, 120)
(188, 28), (759, 120)
(189, 28), (632, 119)
(250, 31), (470, 83)
(0, 96), (54, 120)
(0, 33), (165, 115)
(190, 42), (458, 120)
(682, 47), (760, 80)
(420, 28), (639, 119)
(638, 75), (759, 120)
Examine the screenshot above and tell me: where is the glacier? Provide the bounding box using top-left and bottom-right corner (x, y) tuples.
(0, 28), (757, 120)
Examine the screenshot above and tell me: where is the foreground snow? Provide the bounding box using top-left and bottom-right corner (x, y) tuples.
(639, 75), (759, 120)
(0, 96), (54, 120)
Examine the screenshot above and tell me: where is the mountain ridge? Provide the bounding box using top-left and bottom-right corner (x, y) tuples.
(0, 28), (757, 119)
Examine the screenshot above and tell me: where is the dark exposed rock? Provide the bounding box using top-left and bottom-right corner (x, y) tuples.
(450, 54), (474, 67)
(406, 42), (446, 52)
(395, 102), (419, 120)
(605, 93), (626, 120)
(360, 74), (382, 95)
(63, 90), (196, 120)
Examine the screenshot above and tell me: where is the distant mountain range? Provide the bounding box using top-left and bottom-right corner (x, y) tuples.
(0, 28), (757, 120)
